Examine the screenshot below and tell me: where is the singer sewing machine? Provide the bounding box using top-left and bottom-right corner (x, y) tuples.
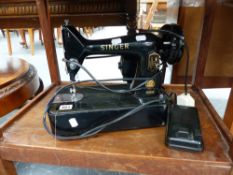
(46, 23), (185, 138)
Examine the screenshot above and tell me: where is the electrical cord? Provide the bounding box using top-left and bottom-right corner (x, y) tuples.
(183, 41), (190, 95)
(43, 80), (169, 140)
(43, 97), (167, 140)
(64, 26), (190, 95)
(139, 28), (190, 95)
(43, 61), (170, 140)
(43, 27), (186, 140)
(63, 58), (163, 94)
(129, 62), (139, 90)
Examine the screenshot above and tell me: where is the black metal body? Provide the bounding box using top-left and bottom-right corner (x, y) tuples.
(62, 24), (184, 82)
(48, 85), (167, 137)
(46, 24), (185, 138)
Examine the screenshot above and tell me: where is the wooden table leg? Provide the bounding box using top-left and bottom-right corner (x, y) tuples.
(28, 28), (34, 55)
(143, 0), (159, 29)
(1, 29), (5, 37)
(0, 159), (17, 175)
(192, 0), (217, 87)
(39, 29), (43, 45)
(5, 29), (12, 56)
(223, 86), (233, 134)
(57, 27), (62, 45)
(36, 0), (60, 84)
(18, 29), (28, 48)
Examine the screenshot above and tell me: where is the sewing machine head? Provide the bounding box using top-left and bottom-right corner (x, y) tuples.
(62, 23), (184, 88)
(45, 23), (187, 139)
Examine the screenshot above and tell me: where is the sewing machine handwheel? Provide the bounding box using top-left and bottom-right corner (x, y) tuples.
(119, 55), (138, 83)
(160, 24), (184, 65)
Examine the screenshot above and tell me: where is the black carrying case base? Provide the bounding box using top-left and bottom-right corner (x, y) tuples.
(165, 105), (203, 152)
(48, 84), (167, 137)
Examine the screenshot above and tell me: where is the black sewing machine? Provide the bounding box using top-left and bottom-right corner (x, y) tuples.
(46, 23), (185, 138)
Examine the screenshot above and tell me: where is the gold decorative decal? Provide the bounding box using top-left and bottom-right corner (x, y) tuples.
(148, 52), (160, 72)
(100, 43), (129, 51)
(0, 80), (25, 99)
(146, 90), (155, 95)
(145, 80), (156, 89)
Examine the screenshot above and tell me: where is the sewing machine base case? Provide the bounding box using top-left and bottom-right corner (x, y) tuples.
(48, 85), (167, 137)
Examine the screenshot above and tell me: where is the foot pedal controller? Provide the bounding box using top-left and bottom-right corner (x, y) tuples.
(165, 105), (203, 152)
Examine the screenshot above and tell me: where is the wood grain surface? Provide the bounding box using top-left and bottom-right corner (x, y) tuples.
(176, 7), (204, 77)
(0, 58), (29, 86)
(0, 159), (17, 175)
(192, 0), (217, 88)
(0, 58), (40, 117)
(223, 87), (233, 134)
(36, 0), (60, 84)
(204, 5), (233, 77)
(172, 6), (204, 85)
(0, 84), (232, 174)
(172, 2), (233, 88)
(0, 0), (139, 28)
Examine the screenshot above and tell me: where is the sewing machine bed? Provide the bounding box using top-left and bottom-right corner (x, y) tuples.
(48, 84), (167, 136)
(0, 83), (232, 175)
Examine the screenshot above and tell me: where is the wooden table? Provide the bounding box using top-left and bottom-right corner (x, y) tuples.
(0, 0), (232, 174)
(0, 58), (41, 117)
(0, 84), (232, 175)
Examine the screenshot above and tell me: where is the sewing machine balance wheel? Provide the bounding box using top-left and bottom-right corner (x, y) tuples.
(160, 24), (184, 64)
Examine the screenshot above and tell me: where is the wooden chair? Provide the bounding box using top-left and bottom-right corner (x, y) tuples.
(1, 29), (5, 37)
(139, 0), (167, 29)
(3, 29), (19, 55)
(4, 29), (13, 55)
(4, 28), (43, 56)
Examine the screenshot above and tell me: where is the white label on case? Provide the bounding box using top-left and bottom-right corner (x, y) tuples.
(177, 93), (195, 107)
(69, 118), (79, 128)
(136, 35), (146, 41)
(111, 38), (122, 44)
(59, 104), (73, 110)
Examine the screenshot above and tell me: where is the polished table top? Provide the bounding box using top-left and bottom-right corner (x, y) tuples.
(0, 84), (231, 174)
(0, 58), (29, 86)
(0, 58), (40, 117)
